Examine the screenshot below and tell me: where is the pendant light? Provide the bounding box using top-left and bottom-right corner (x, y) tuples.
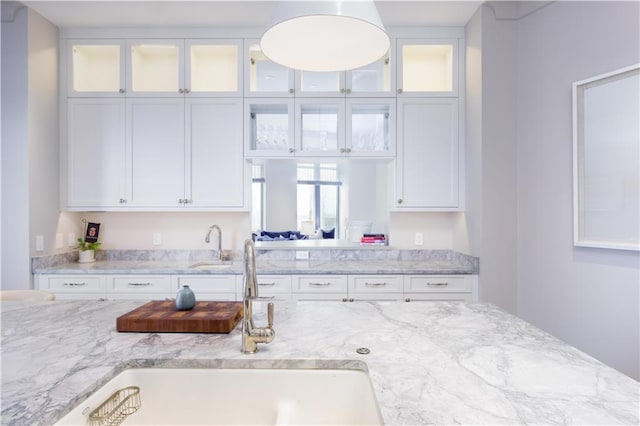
(260, 1), (390, 72)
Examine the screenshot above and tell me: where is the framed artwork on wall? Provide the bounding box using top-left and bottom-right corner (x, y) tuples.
(573, 64), (639, 251)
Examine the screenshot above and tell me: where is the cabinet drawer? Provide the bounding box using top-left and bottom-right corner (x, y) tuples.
(404, 293), (473, 302)
(349, 275), (403, 293)
(294, 275), (348, 293)
(255, 275), (292, 294)
(174, 275), (238, 293)
(110, 276), (172, 292)
(43, 275), (105, 293)
(404, 275), (471, 293)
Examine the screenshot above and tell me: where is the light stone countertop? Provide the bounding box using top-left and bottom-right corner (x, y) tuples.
(1, 300), (638, 425)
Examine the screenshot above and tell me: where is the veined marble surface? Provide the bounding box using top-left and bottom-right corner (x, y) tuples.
(1, 300), (637, 425)
(32, 249), (479, 275)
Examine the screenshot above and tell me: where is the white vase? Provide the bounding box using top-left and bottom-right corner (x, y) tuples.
(78, 250), (95, 263)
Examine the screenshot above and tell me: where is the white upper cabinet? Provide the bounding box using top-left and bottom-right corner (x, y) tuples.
(295, 98), (346, 156)
(244, 39), (295, 97)
(127, 39), (184, 97)
(66, 99), (126, 208)
(396, 98), (460, 209)
(346, 98), (396, 157)
(244, 98), (296, 157)
(67, 40), (126, 97)
(396, 38), (459, 97)
(185, 40), (242, 97)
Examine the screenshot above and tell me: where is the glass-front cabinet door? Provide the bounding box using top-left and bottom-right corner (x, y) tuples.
(295, 99), (345, 156)
(396, 39), (458, 97)
(185, 40), (242, 97)
(127, 39), (184, 97)
(67, 39), (126, 97)
(244, 99), (295, 157)
(346, 50), (394, 97)
(244, 39), (295, 97)
(346, 99), (396, 156)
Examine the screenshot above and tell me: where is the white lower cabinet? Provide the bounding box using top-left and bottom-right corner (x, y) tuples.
(108, 275), (173, 300)
(36, 275), (107, 300)
(348, 275), (404, 301)
(403, 275), (478, 302)
(173, 275), (239, 301)
(256, 275), (293, 302)
(292, 275), (349, 302)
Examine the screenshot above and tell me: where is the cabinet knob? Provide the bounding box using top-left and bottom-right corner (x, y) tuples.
(289, 88), (295, 94)
(349, 298), (354, 302)
(342, 298), (348, 302)
(184, 88), (190, 94)
(346, 88), (352, 94)
(397, 88), (403, 94)
(119, 198), (127, 204)
(178, 198), (184, 204)
(340, 88), (346, 94)
(179, 88), (185, 94)
(340, 148), (346, 153)
(119, 88), (125, 94)
(288, 148), (295, 153)
(345, 148), (352, 154)
(397, 198), (403, 204)
(405, 298), (411, 302)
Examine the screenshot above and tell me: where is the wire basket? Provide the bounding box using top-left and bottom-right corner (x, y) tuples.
(87, 386), (141, 426)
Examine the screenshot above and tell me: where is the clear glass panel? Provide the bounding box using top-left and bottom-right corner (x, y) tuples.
(249, 44), (290, 92)
(190, 45), (237, 92)
(72, 45), (121, 92)
(300, 72), (340, 92)
(320, 185), (338, 233)
(250, 104), (290, 151)
(300, 105), (340, 152)
(350, 104), (390, 152)
(402, 44), (453, 92)
(351, 53), (390, 93)
(131, 44), (179, 92)
(296, 163), (340, 235)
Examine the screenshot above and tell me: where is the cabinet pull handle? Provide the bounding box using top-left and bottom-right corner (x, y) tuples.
(349, 298), (354, 302)
(128, 282), (152, 287)
(405, 297), (411, 302)
(342, 298), (348, 302)
(119, 198), (127, 204)
(427, 282), (448, 287)
(365, 282), (387, 287)
(309, 282), (331, 287)
(64, 282), (86, 287)
(258, 282), (276, 286)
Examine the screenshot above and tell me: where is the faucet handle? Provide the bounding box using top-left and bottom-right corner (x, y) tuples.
(267, 302), (274, 328)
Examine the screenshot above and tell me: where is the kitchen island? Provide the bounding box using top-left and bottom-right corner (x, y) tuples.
(1, 300), (638, 425)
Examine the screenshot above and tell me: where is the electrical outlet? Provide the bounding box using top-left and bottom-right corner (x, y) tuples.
(153, 232), (162, 246)
(68, 233), (76, 247)
(414, 232), (424, 246)
(295, 250), (309, 260)
(55, 233), (64, 249)
(35, 235), (45, 252)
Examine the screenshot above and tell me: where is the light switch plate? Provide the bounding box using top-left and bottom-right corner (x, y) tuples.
(55, 233), (64, 249)
(153, 232), (162, 246)
(68, 233), (76, 247)
(414, 232), (424, 246)
(295, 250), (309, 260)
(35, 235), (45, 252)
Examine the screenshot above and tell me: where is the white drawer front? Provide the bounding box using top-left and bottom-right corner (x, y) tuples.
(174, 275), (238, 293)
(45, 276), (105, 293)
(404, 275), (471, 293)
(255, 275), (292, 294)
(110, 276), (172, 292)
(294, 275), (348, 293)
(349, 275), (403, 293)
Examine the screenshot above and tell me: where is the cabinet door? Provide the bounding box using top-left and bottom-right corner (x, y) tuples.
(174, 275), (238, 301)
(244, 99), (295, 157)
(185, 39), (242, 97)
(346, 98), (395, 157)
(127, 99), (185, 207)
(396, 98), (460, 209)
(295, 98), (345, 156)
(186, 98), (244, 208)
(67, 99), (126, 208)
(244, 39), (295, 97)
(396, 38), (459, 97)
(296, 71), (346, 97)
(37, 274), (106, 300)
(127, 39), (184, 97)
(67, 39), (126, 97)
(346, 50), (395, 97)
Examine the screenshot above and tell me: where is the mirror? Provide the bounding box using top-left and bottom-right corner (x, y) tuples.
(251, 159), (392, 245)
(573, 64), (639, 250)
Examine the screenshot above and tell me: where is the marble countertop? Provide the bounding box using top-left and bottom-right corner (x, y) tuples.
(32, 259), (477, 275)
(1, 300), (637, 425)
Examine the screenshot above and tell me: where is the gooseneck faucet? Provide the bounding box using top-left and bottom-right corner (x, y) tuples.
(204, 225), (222, 261)
(242, 239), (275, 354)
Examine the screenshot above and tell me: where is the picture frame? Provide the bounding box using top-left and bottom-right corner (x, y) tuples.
(85, 222), (101, 243)
(572, 64), (640, 251)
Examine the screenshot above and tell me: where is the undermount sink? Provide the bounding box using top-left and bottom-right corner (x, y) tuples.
(188, 262), (233, 270)
(56, 367), (383, 425)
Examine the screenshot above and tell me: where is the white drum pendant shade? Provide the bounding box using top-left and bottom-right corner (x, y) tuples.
(260, 1), (390, 72)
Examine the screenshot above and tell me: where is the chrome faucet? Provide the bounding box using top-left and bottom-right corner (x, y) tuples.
(204, 225), (222, 261)
(242, 239), (275, 354)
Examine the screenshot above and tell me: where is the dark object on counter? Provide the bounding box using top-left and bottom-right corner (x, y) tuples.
(116, 300), (243, 333)
(175, 285), (196, 310)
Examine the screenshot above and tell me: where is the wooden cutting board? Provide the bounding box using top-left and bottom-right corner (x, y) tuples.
(116, 300), (243, 334)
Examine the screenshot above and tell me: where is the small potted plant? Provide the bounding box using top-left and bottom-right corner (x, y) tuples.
(77, 238), (101, 263)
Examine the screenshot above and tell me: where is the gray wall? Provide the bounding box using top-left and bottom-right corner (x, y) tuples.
(516, 1), (640, 379)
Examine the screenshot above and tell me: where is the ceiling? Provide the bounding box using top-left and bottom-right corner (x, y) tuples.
(21, 1), (485, 28)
